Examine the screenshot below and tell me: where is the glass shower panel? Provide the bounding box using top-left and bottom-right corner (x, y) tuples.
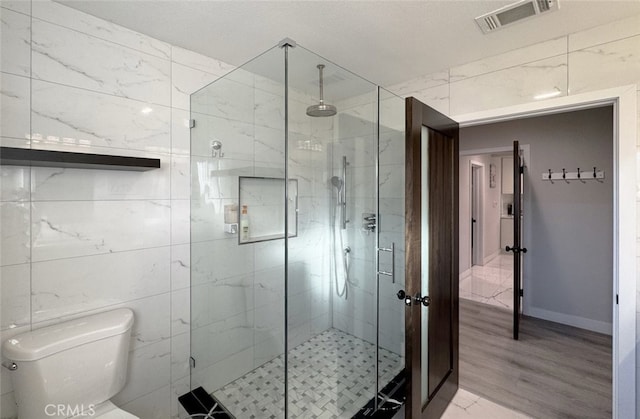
(190, 46), (287, 416)
(377, 88), (406, 399)
(286, 45), (379, 417)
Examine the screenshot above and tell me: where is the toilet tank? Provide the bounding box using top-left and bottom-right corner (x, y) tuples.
(2, 309), (134, 419)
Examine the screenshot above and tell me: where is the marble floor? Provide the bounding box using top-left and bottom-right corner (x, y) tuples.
(441, 389), (532, 419)
(460, 253), (514, 309)
(213, 328), (403, 418)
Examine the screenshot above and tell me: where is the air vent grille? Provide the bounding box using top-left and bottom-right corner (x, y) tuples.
(475, 0), (559, 34)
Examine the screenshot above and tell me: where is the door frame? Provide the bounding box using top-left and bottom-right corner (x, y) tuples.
(453, 85), (637, 419)
(461, 145), (531, 315)
(470, 162), (484, 266)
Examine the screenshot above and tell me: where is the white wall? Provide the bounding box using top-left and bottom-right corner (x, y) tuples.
(459, 154), (502, 273)
(389, 11), (640, 411)
(461, 107), (614, 332)
(0, 2), (235, 417)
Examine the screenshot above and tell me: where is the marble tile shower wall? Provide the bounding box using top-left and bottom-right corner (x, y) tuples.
(329, 92), (406, 358)
(330, 101), (378, 346)
(0, 2), (234, 417)
(388, 12), (640, 410)
(188, 65), (334, 396)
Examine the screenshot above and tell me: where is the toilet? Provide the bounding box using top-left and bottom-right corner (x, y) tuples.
(2, 308), (139, 419)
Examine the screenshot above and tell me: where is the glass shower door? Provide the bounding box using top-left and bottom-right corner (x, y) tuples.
(285, 44), (381, 418)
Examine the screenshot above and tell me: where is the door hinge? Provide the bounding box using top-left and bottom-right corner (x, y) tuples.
(189, 356), (196, 369)
(519, 289), (523, 297)
(616, 294), (619, 305)
(189, 119), (196, 129)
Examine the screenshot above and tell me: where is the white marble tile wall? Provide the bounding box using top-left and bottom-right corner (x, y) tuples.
(387, 12), (640, 413)
(0, 2), (238, 417)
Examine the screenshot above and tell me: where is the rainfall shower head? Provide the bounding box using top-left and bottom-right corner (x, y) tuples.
(330, 176), (343, 191)
(307, 64), (337, 117)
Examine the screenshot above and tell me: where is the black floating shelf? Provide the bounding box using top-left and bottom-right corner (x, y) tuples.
(0, 147), (160, 171)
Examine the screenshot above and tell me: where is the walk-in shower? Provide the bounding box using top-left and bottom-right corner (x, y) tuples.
(189, 40), (406, 418)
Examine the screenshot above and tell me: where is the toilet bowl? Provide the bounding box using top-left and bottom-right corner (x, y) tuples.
(2, 309), (139, 419)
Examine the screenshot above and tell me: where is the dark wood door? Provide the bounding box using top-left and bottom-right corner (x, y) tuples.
(508, 140), (526, 340)
(405, 98), (459, 418)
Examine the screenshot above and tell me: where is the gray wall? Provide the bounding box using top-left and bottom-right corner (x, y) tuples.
(459, 154), (502, 272)
(460, 106), (613, 332)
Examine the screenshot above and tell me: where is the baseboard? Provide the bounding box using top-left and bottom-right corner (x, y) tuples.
(459, 269), (471, 282)
(483, 249), (501, 265)
(527, 307), (612, 335)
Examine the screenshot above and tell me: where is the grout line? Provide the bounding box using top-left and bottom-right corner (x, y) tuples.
(28, 0), (33, 333)
(28, 77), (172, 109)
(28, 243), (174, 265)
(566, 36), (570, 96)
(30, 13), (171, 61)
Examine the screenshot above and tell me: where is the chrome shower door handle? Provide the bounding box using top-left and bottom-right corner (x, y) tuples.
(377, 242), (395, 283)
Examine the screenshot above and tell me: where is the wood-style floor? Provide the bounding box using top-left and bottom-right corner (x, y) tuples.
(459, 299), (612, 419)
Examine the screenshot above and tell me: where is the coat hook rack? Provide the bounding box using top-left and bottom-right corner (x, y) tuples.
(542, 166), (605, 182)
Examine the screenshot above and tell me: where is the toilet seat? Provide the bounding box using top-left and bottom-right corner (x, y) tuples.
(73, 401), (139, 419)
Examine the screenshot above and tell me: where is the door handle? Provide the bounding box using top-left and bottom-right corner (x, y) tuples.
(397, 290), (430, 307)
(378, 242), (395, 283)
(414, 293), (430, 307)
(505, 246), (528, 253)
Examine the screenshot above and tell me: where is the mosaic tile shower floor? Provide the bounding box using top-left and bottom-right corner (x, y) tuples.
(213, 328), (403, 418)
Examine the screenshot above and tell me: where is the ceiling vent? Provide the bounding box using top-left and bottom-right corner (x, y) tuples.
(475, 0), (559, 34)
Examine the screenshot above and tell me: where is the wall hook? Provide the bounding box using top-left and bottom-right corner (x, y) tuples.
(548, 169), (554, 184)
(593, 167), (597, 179)
(562, 168), (567, 181)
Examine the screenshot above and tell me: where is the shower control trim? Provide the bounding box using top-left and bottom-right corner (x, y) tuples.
(363, 213), (376, 233)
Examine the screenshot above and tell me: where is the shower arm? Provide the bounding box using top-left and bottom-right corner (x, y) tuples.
(318, 64), (325, 105)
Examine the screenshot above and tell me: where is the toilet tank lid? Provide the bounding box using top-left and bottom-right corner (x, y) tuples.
(3, 309), (134, 362)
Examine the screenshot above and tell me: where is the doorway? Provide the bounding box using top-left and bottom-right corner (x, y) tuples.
(457, 106), (614, 417)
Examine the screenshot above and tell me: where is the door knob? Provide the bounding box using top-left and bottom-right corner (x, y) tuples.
(505, 246), (527, 253)
(414, 294), (431, 307)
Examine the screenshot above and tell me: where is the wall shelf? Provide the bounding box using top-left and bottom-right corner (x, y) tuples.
(0, 147), (160, 171)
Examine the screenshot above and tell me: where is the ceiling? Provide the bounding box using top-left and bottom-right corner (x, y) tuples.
(59, 0), (640, 88)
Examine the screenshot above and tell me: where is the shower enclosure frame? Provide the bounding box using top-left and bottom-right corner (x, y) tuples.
(188, 39), (408, 418)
